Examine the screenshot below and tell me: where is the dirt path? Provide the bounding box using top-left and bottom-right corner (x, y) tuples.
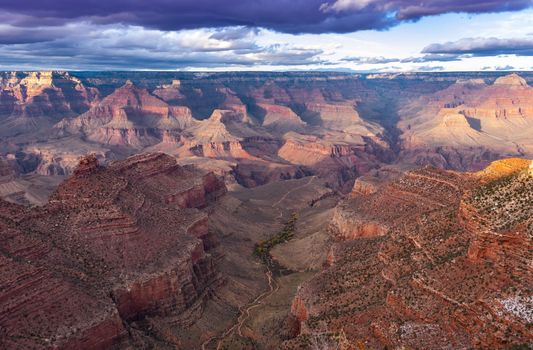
(202, 178), (313, 349)
(237, 270), (279, 337)
(272, 176), (315, 208)
(407, 172), (460, 192)
(201, 268), (278, 350)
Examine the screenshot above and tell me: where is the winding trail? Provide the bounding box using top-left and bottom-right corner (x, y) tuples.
(201, 268), (278, 350)
(202, 178), (313, 349)
(200, 244), (280, 348)
(407, 172), (460, 192)
(237, 270), (279, 337)
(272, 176), (315, 208)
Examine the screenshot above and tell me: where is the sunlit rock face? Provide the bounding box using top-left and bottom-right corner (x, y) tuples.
(0, 71), (99, 137)
(1, 71), (533, 192)
(399, 73), (533, 170)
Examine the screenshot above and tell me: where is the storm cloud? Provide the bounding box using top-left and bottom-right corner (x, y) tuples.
(0, 1), (532, 70)
(0, 0), (531, 34)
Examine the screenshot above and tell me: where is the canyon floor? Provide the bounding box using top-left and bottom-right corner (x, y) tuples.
(200, 176), (340, 350)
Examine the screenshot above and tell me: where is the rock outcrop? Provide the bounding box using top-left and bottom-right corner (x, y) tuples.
(0, 152), (226, 349)
(0, 71), (98, 138)
(3, 71), (533, 192)
(257, 103), (306, 132)
(58, 81), (195, 147)
(493, 73), (529, 87)
(286, 160), (532, 349)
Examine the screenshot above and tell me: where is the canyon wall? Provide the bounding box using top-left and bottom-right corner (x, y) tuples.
(0, 152), (226, 349)
(286, 159), (533, 349)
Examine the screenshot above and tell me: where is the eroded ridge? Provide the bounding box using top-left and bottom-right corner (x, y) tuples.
(0, 152), (226, 348)
(286, 159), (532, 349)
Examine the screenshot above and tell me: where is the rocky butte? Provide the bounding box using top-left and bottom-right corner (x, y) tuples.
(0, 152), (226, 348)
(2, 71), (532, 193)
(399, 73), (533, 170)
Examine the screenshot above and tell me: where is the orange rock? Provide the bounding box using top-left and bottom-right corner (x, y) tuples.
(287, 162), (532, 349)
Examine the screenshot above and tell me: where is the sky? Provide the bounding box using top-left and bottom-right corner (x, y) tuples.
(0, 0), (532, 72)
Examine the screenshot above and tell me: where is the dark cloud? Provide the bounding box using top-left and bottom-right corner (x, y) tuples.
(0, 26), (64, 44)
(0, 0), (531, 34)
(0, 1), (531, 70)
(390, 0), (532, 20)
(423, 37), (533, 56)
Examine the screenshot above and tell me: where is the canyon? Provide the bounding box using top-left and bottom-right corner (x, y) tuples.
(2, 71), (532, 197)
(0, 153), (227, 348)
(0, 71), (532, 349)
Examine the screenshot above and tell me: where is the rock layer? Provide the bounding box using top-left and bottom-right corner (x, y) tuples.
(399, 73), (533, 169)
(286, 160), (533, 349)
(0, 152), (226, 349)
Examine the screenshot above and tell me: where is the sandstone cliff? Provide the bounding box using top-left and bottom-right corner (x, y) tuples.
(0, 71), (98, 139)
(4, 71), (533, 193)
(399, 73), (533, 170)
(0, 152), (226, 349)
(286, 160), (532, 349)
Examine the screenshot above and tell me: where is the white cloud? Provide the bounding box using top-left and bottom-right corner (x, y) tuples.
(0, 24), (324, 70)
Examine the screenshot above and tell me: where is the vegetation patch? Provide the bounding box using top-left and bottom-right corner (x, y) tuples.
(254, 212), (298, 276)
(468, 170), (533, 236)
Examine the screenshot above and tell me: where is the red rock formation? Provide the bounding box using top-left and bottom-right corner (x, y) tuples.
(12, 71), (533, 192)
(232, 160), (310, 187)
(153, 79), (185, 103)
(73, 153), (100, 175)
(0, 154), (18, 178)
(0, 71), (98, 137)
(257, 103), (306, 132)
(277, 132), (390, 192)
(58, 81), (193, 148)
(0, 152), (226, 349)
(330, 205), (388, 239)
(1, 71), (402, 191)
(180, 109), (259, 159)
(286, 161), (532, 349)
(400, 73), (533, 169)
